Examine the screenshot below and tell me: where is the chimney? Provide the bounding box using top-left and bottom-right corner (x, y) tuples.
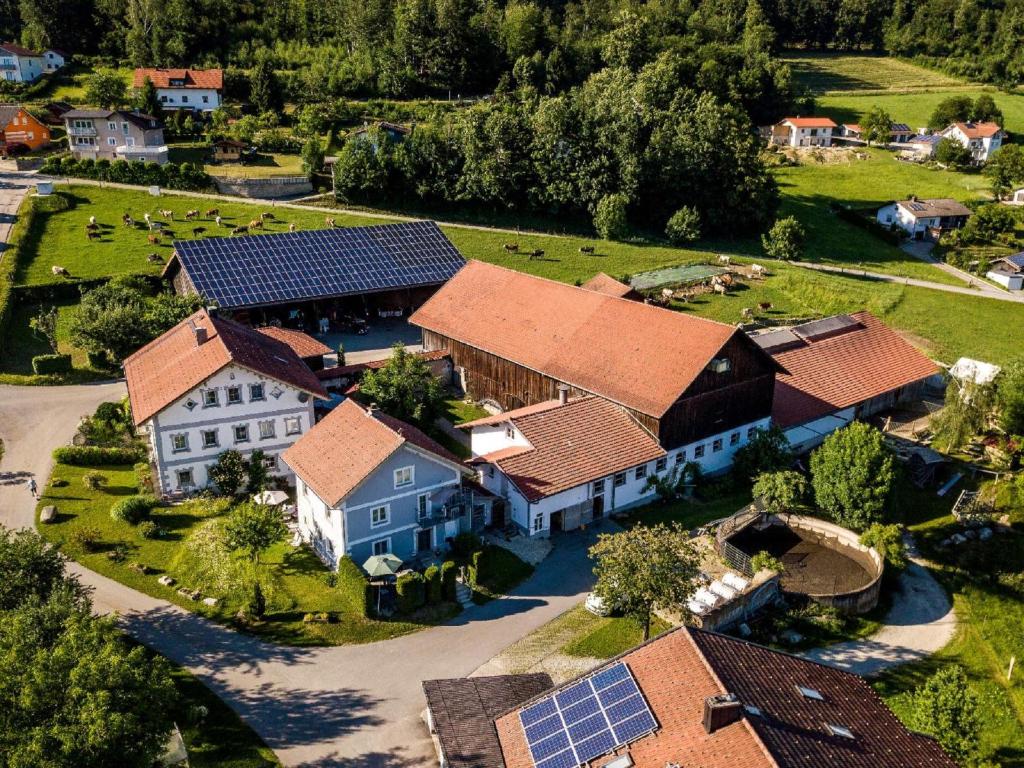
(703, 693), (742, 734)
(190, 320), (207, 346)
(557, 383), (570, 405)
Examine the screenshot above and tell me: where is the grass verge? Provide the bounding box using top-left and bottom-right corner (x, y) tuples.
(562, 614), (672, 659)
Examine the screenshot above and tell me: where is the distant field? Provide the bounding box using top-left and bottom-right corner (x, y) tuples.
(784, 53), (972, 94)
(818, 89), (1024, 134)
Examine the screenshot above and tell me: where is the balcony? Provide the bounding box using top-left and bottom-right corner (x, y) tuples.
(68, 126), (97, 137)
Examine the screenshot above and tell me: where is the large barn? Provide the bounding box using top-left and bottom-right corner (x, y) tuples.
(410, 261), (781, 459)
(164, 220), (465, 327)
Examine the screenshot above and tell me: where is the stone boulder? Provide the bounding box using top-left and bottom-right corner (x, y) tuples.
(39, 505), (57, 524)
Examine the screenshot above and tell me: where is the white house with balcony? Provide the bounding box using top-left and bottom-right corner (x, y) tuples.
(133, 68), (223, 112)
(769, 116), (837, 147)
(0, 42), (45, 82)
(124, 309), (328, 496)
(940, 121), (1006, 163)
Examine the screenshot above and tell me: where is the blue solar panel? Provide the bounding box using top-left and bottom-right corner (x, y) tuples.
(171, 220), (466, 310)
(518, 663), (657, 768)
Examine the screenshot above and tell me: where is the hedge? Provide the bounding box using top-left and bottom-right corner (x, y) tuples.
(335, 556), (371, 617)
(466, 549), (485, 588)
(110, 494), (156, 524)
(39, 157), (214, 193)
(831, 203), (903, 246)
(396, 571), (426, 614)
(440, 560), (457, 601)
(424, 564), (442, 604)
(53, 445), (144, 466)
(31, 354), (72, 374)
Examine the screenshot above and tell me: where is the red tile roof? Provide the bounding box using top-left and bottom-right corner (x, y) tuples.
(769, 312), (937, 428)
(493, 627), (956, 768)
(133, 68), (223, 90)
(256, 326), (333, 359)
(315, 349), (449, 380)
(0, 42), (40, 57)
(281, 399), (462, 507)
(124, 309), (327, 426)
(782, 116), (837, 129)
(410, 261), (741, 418)
(580, 272), (636, 298)
(467, 397), (665, 502)
(949, 121), (1003, 139)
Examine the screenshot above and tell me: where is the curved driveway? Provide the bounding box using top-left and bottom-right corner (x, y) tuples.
(0, 383), (598, 767)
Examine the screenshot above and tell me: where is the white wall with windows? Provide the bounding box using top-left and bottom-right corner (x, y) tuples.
(157, 87), (221, 111)
(141, 363), (316, 495)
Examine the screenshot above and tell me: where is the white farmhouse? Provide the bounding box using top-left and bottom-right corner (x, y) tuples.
(133, 68), (223, 112)
(940, 121), (1006, 163)
(42, 48), (65, 73)
(124, 309), (328, 496)
(876, 196), (972, 241)
(0, 42), (44, 82)
(769, 116), (837, 147)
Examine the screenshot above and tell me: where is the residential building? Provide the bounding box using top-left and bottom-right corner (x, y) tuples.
(462, 395), (671, 536)
(256, 326), (334, 371)
(986, 252), (1024, 291)
(875, 196), (972, 240)
(0, 105), (50, 152)
(424, 626), (957, 768)
(124, 309), (328, 496)
(579, 272), (642, 301)
(902, 134), (943, 160)
(63, 109), (168, 164)
(768, 116), (837, 147)
(0, 43), (44, 82)
(133, 68), (223, 111)
(410, 260), (780, 451)
(282, 398), (471, 567)
(940, 121), (1005, 162)
(42, 48), (65, 73)
(839, 122), (912, 143)
(754, 312), (938, 453)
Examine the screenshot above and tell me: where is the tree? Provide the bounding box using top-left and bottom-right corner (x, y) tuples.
(752, 470), (807, 513)
(932, 379), (995, 451)
(593, 193), (630, 240)
(133, 75), (162, 119)
(249, 51), (282, 115)
(732, 425), (792, 480)
(911, 666), (980, 764)
(0, 527), (87, 612)
(29, 305), (59, 354)
(301, 136), (325, 178)
(85, 70), (128, 110)
(589, 522), (699, 641)
(246, 449), (269, 494)
(971, 93), (1003, 125)
(665, 206), (702, 244)
(927, 95), (973, 132)
(998, 360), (1024, 435)
(761, 216), (805, 261)
(359, 343), (446, 423)
(862, 105), (893, 146)
(224, 502), (286, 565)
(934, 137), (973, 168)
(810, 422), (895, 531)
(208, 450), (247, 496)
(961, 203), (1015, 243)
(983, 144), (1024, 199)
(859, 523), (907, 569)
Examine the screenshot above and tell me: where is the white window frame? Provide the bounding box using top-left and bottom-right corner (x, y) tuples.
(505, 426), (515, 440)
(694, 444), (706, 459)
(264, 454), (278, 471)
(176, 468), (194, 488)
(655, 456), (668, 472)
(171, 433), (189, 453)
(370, 504), (390, 528)
(201, 429), (218, 449)
(284, 416), (302, 435)
(393, 466), (414, 489)
(675, 450), (686, 464)
(202, 389), (218, 407)
(233, 424), (250, 444)
(417, 493), (430, 521)
(532, 514), (544, 533)
(372, 538), (391, 556)
(106, 136), (116, 146)
(592, 479), (605, 495)
(258, 420), (276, 440)
(712, 438), (724, 453)
(613, 472), (626, 487)
(635, 464), (647, 481)
(226, 385), (242, 405)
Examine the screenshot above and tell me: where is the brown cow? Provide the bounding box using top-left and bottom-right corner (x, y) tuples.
(147, 234), (160, 245)
(231, 226), (248, 236)
(205, 207), (219, 217)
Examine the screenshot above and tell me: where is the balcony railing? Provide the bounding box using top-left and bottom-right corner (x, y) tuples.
(68, 126), (97, 137)
(116, 144), (168, 155)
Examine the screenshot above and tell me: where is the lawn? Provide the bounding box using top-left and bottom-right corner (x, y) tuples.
(37, 462), (460, 646)
(783, 53), (973, 95)
(561, 613), (672, 658)
(168, 144), (305, 178)
(442, 397), (490, 425)
(620, 488), (753, 531)
(818, 89), (1024, 135)
(0, 299), (108, 379)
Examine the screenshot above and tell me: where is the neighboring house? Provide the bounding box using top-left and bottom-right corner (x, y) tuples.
(840, 123), (862, 139)
(411, 260), (780, 452)
(902, 134), (943, 160)
(755, 312), (938, 453)
(256, 326), (333, 371)
(1012, 187), (1024, 204)
(768, 117), (837, 147)
(875, 196), (972, 240)
(282, 398), (471, 567)
(42, 48), (65, 72)
(211, 137), (246, 162)
(462, 395), (671, 537)
(0, 43), (43, 82)
(348, 120), (411, 145)
(579, 271), (642, 301)
(839, 122), (911, 143)
(0, 105), (50, 152)
(40, 100), (73, 126)
(133, 68), (223, 112)
(986, 252), (1024, 291)
(124, 309), (328, 496)
(424, 626), (957, 768)
(63, 109), (168, 164)
(940, 121), (1006, 162)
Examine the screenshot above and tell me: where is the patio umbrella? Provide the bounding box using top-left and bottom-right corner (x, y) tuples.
(253, 489), (289, 506)
(362, 553), (403, 579)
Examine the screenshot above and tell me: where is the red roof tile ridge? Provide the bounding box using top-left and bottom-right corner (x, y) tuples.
(459, 399), (568, 429)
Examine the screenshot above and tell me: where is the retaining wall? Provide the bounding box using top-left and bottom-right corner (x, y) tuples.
(212, 175), (312, 199)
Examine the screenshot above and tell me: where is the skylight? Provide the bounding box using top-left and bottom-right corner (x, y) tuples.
(796, 686), (824, 701)
(826, 723), (855, 740)
(743, 705), (763, 717)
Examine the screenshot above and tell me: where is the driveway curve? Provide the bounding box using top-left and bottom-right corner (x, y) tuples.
(0, 382), (598, 767)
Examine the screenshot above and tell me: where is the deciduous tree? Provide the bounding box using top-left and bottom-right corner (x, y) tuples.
(224, 502), (287, 565)
(761, 216), (805, 261)
(753, 470), (807, 513)
(911, 665), (980, 764)
(810, 422), (895, 531)
(84, 70), (128, 109)
(359, 343), (445, 423)
(862, 105), (893, 146)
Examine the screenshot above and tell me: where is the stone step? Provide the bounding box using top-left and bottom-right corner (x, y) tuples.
(455, 582), (474, 607)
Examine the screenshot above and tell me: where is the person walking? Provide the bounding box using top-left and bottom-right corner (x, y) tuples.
(27, 477), (37, 499)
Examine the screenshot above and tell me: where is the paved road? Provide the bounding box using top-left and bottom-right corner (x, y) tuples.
(0, 382), (599, 767)
(900, 240), (1013, 301)
(0, 172), (35, 259)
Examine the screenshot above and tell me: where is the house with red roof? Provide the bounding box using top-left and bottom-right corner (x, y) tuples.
(133, 68), (223, 112)
(282, 398), (473, 567)
(769, 116), (837, 147)
(124, 309), (328, 496)
(940, 121), (1006, 162)
(0, 42), (45, 82)
(424, 626), (956, 768)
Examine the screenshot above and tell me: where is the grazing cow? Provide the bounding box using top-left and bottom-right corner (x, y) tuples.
(86, 230), (100, 240)
(758, 302), (773, 312)
(718, 254), (731, 265)
(147, 234), (160, 245)
(159, 209), (174, 220)
(260, 211), (274, 220)
(192, 227), (206, 237)
(51, 265), (69, 276)
(215, 216), (223, 227)
(231, 226), (248, 236)
(248, 219), (262, 230)
(85, 222), (99, 231)
(713, 283), (728, 295)
(579, 246), (595, 254)
(185, 209), (200, 220)
(88, 215), (97, 225)
(147, 253), (162, 263)
(325, 217), (336, 227)
(288, 223), (297, 232)
(528, 249), (544, 260)
(741, 308), (754, 320)
(503, 243), (518, 253)
(205, 208), (219, 218)
(122, 213), (134, 227)
(751, 264), (765, 277)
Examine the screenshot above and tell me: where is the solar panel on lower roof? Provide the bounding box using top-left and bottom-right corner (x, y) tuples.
(519, 662), (657, 768)
(171, 220), (466, 310)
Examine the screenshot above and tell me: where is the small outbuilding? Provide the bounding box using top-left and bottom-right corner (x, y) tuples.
(986, 252), (1024, 291)
(211, 138), (247, 163)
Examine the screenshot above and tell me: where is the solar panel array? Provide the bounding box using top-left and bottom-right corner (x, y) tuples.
(172, 220), (465, 310)
(519, 662), (657, 768)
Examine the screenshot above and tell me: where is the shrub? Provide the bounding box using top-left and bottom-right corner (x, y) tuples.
(86, 349), (111, 369)
(110, 494), (156, 524)
(467, 548), (486, 587)
(752, 470), (807, 513)
(137, 520), (163, 539)
(424, 565), (442, 604)
(31, 354), (72, 375)
(761, 216), (806, 261)
(440, 560), (457, 601)
(396, 571), (426, 614)
(732, 426), (792, 481)
(53, 445), (144, 466)
(860, 523), (907, 569)
(134, 462), (154, 494)
(335, 556), (371, 617)
(751, 550), (784, 573)
(450, 532), (481, 560)
(665, 206), (702, 244)
(82, 470), (107, 490)
(593, 193), (630, 240)
(70, 526), (103, 553)
(209, 450), (246, 496)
